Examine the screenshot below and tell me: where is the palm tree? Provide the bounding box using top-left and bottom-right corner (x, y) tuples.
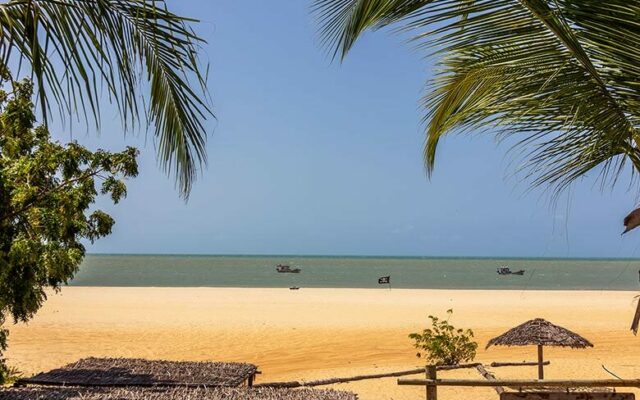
(314, 0), (640, 195)
(0, 0), (211, 197)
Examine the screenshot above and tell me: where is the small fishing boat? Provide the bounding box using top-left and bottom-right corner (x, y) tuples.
(496, 266), (525, 275)
(289, 286), (300, 290)
(276, 264), (301, 273)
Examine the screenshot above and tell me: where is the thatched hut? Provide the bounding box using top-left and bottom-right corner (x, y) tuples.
(0, 386), (358, 400)
(18, 357), (258, 388)
(486, 318), (593, 379)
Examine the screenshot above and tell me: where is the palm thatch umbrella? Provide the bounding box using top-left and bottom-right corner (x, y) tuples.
(486, 318), (593, 379)
(623, 207), (640, 234)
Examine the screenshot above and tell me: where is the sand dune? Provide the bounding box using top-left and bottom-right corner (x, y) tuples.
(5, 287), (640, 399)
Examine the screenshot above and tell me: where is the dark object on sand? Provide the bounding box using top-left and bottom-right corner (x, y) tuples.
(289, 287), (300, 290)
(487, 318), (593, 380)
(496, 266), (525, 275)
(276, 264), (301, 273)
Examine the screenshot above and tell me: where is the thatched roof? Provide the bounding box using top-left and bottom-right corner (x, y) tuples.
(20, 357), (258, 388)
(0, 386), (358, 400)
(507, 386), (613, 393)
(486, 318), (593, 349)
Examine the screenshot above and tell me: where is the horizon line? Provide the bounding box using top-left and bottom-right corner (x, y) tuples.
(85, 252), (640, 261)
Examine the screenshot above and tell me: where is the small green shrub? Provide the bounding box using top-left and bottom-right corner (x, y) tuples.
(0, 361), (22, 385)
(409, 309), (478, 366)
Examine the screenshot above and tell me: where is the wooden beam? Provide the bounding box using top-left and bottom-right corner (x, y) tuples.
(475, 365), (505, 394)
(397, 379), (640, 388)
(491, 361), (550, 368)
(437, 363), (482, 371)
(255, 363), (481, 388)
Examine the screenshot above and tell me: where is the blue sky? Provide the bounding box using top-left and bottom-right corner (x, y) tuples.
(49, 1), (640, 257)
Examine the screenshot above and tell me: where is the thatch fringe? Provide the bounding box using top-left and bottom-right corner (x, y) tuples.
(19, 358), (257, 388)
(486, 319), (593, 349)
(505, 386), (614, 393)
(0, 386), (357, 400)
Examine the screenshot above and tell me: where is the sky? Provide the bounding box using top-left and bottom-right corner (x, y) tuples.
(47, 1), (640, 258)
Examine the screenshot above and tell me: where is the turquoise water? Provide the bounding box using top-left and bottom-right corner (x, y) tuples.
(70, 254), (640, 290)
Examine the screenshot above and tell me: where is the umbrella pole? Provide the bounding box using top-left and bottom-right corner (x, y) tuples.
(537, 345), (544, 380)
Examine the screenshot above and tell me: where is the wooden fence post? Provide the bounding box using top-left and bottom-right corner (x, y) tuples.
(426, 365), (437, 400)
(537, 345), (544, 380)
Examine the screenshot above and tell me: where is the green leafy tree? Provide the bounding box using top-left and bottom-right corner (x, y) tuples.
(409, 309), (477, 366)
(0, 0), (211, 197)
(0, 79), (138, 383)
(314, 0), (640, 195)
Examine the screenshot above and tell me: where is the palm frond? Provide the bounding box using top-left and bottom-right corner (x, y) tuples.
(312, 0), (430, 60)
(0, 0), (212, 197)
(314, 0), (640, 193)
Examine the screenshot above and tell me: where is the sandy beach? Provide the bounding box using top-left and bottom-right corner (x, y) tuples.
(5, 287), (640, 399)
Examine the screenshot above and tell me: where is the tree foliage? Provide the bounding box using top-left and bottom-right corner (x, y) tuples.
(0, 79), (138, 382)
(0, 363), (21, 385)
(0, 0), (211, 197)
(314, 0), (640, 194)
(409, 309), (477, 366)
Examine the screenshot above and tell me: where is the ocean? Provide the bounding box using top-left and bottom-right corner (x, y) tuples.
(70, 254), (640, 290)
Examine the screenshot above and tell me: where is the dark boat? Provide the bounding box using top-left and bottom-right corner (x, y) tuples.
(276, 264), (301, 273)
(496, 266), (525, 275)
(289, 286), (300, 290)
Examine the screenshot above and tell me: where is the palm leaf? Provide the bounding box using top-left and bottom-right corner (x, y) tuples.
(0, 0), (212, 197)
(314, 0), (640, 193)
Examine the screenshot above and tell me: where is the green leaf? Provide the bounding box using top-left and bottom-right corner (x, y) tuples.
(0, 0), (212, 197)
(314, 0), (640, 194)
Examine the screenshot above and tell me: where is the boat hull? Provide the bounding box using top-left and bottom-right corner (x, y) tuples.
(497, 270), (525, 276)
(276, 264), (301, 273)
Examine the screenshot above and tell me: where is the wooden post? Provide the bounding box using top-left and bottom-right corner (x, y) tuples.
(475, 364), (505, 394)
(426, 365), (437, 400)
(537, 345), (544, 380)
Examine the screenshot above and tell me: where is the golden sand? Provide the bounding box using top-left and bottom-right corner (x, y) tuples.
(5, 287), (640, 399)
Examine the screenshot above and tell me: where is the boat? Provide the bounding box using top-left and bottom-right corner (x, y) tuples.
(496, 266), (525, 275)
(276, 264), (301, 273)
(289, 286), (300, 290)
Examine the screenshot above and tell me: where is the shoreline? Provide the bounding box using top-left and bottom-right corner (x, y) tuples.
(6, 287), (640, 399)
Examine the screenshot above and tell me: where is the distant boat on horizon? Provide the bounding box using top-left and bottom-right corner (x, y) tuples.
(496, 266), (525, 276)
(276, 264), (301, 273)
